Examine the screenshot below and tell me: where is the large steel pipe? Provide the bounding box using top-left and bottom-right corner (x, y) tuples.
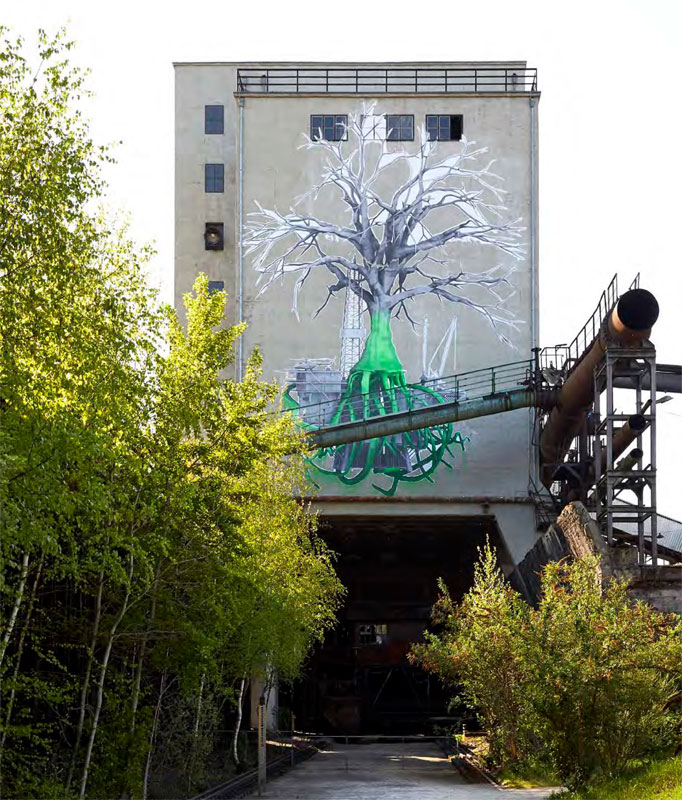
(604, 414), (647, 468)
(613, 363), (682, 394)
(306, 388), (557, 451)
(540, 289), (659, 486)
(615, 447), (644, 472)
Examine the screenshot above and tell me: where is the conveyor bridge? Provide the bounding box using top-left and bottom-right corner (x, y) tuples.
(281, 274), (681, 564)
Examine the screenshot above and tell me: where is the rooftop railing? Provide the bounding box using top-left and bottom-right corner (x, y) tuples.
(236, 67), (538, 94)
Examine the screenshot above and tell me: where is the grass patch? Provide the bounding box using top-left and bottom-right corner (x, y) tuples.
(498, 763), (559, 789)
(552, 753), (682, 799)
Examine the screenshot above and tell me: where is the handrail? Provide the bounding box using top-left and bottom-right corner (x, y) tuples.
(236, 67), (538, 94)
(278, 359), (535, 423)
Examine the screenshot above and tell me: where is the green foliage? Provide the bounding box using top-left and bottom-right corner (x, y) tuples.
(0, 27), (342, 799)
(411, 542), (531, 765)
(411, 544), (682, 790)
(552, 753), (682, 800)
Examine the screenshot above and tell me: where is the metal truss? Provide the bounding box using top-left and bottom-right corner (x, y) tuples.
(593, 346), (658, 565)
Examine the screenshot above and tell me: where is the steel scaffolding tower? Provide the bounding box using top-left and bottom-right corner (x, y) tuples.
(593, 345), (658, 565)
(340, 276), (366, 378)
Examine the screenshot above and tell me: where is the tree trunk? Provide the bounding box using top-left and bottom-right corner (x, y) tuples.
(142, 667), (167, 800)
(130, 567), (160, 734)
(351, 310), (403, 375)
(0, 554), (43, 762)
(231, 675), (248, 766)
(79, 556), (133, 799)
(187, 671), (206, 794)
(66, 570), (105, 793)
(0, 552), (30, 673)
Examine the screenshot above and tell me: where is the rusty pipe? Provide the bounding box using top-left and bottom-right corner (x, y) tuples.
(587, 447), (644, 506)
(540, 289), (659, 486)
(607, 414), (647, 467)
(614, 447), (644, 472)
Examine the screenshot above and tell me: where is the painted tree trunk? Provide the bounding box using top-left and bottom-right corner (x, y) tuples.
(314, 308), (467, 495)
(351, 310), (404, 377)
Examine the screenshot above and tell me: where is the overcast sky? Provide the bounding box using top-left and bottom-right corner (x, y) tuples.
(5, 0), (682, 515)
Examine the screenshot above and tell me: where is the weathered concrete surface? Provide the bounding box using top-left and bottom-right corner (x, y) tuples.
(251, 741), (555, 799)
(622, 565), (682, 615)
(516, 501), (682, 615)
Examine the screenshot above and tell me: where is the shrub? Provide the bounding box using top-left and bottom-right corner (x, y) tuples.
(410, 544), (682, 789)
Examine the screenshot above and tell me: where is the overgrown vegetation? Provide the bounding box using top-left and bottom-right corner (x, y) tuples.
(552, 752), (682, 799)
(410, 544), (682, 791)
(0, 28), (343, 799)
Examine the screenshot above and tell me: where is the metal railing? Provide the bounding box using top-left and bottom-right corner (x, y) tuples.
(280, 360), (536, 429)
(538, 274), (620, 381)
(236, 67), (538, 94)
(564, 273), (619, 374)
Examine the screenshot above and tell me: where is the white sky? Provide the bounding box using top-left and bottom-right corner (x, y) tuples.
(6, 0), (682, 516)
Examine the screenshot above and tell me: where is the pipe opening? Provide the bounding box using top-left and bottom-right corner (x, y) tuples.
(616, 289), (659, 331)
(627, 414), (647, 432)
(628, 447), (644, 460)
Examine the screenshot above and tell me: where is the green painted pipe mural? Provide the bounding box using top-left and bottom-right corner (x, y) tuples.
(246, 106), (523, 495)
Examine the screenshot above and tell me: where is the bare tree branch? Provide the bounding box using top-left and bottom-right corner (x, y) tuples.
(244, 104), (525, 331)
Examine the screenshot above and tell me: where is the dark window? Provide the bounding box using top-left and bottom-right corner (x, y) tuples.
(310, 114), (348, 142)
(426, 114), (463, 141)
(204, 223), (224, 251)
(208, 280), (225, 294)
(358, 623), (388, 645)
(205, 163), (224, 193)
(386, 114), (414, 141)
(205, 105), (224, 134)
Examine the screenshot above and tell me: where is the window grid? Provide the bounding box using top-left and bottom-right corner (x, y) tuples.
(205, 163), (224, 193)
(204, 105), (224, 135)
(386, 114), (414, 141)
(310, 114), (348, 142)
(358, 623), (388, 645)
(426, 114), (463, 142)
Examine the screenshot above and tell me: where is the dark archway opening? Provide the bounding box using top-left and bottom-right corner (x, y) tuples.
(289, 514), (512, 734)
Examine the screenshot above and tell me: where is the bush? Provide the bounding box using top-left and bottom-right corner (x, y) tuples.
(410, 543), (682, 789)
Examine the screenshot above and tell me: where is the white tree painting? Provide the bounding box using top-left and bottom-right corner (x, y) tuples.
(246, 106), (524, 495)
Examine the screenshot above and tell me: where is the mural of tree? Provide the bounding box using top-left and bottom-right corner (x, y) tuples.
(246, 106), (524, 495)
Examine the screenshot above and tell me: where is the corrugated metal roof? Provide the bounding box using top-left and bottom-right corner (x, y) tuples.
(609, 508), (682, 557)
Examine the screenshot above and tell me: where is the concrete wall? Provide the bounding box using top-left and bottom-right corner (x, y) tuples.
(516, 502), (682, 614)
(174, 62), (541, 563)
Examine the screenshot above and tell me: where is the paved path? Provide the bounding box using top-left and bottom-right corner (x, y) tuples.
(252, 741), (557, 799)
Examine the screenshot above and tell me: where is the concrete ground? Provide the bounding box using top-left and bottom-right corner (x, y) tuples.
(251, 741), (557, 799)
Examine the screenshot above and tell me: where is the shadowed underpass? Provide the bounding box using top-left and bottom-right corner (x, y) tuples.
(250, 741), (555, 799)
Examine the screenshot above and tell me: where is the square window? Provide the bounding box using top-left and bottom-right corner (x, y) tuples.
(205, 105), (224, 135)
(386, 114), (414, 141)
(205, 163), (224, 193)
(310, 114), (348, 141)
(426, 114), (463, 142)
(208, 280), (225, 294)
(358, 623), (388, 645)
